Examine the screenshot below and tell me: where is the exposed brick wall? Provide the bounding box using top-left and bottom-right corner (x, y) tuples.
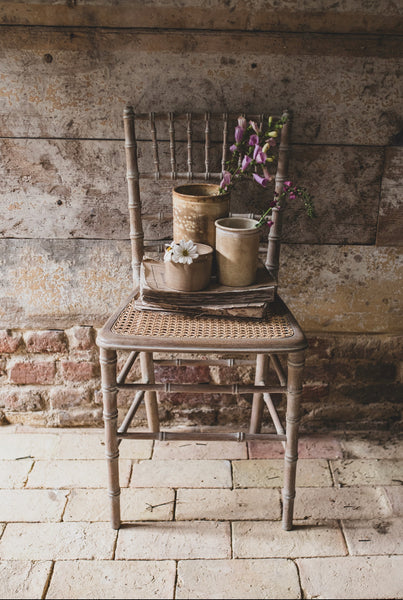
(1, 328), (401, 431)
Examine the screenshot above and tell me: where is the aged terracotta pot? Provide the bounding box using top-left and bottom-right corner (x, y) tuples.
(215, 217), (262, 287)
(172, 183), (230, 248)
(164, 243), (213, 292)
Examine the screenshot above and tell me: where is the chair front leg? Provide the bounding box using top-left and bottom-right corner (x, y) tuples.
(100, 347), (121, 529)
(282, 349), (305, 531)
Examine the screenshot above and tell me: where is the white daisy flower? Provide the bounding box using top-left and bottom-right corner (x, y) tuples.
(164, 243), (174, 262)
(171, 239), (199, 264)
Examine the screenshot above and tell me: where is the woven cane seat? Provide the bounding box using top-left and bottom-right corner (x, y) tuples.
(112, 298), (294, 340)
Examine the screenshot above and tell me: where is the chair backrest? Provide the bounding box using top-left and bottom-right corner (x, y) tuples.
(123, 107), (291, 285)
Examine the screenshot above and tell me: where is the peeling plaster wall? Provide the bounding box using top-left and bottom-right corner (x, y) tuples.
(0, 1), (402, 430)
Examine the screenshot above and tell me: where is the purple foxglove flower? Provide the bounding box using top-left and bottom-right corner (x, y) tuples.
(230, 144), (237, 153)
(220, 170), (231, 189)
(249, 134), (259, 146)
(235, 126), (245, 143)
(238, 116), (247, 130)
(253, 173), (270, 187)
(249, 120), (261, 134)
(288, 193), (296, 199)
(266, 219), (274, 228)
(255, 149), (267, 164)
(241, 155), (252, 171)
(284, 181), (292, 188)
(262, 167), (272, 181)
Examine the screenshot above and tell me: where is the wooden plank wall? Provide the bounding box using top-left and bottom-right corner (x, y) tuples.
(0, 0), (402, 335)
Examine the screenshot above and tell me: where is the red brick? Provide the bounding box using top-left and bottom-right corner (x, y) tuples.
(67, 326), (95, 351)
(24, 330), (67, 353)
(0, 389), (45, 411)
(49, 387), (90, 409)
(60, 361), (99, 382)
(9, 361), (56, 385)
(154, 365), (210, 384)
(0, 330), (22, 354)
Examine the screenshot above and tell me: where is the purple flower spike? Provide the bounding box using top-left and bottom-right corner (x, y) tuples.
(235, 126), (245, 143)
(220, 170), (232, 190)
(249, 134), (259, 146)
(253, 173), (269, 187)
(241, 155), (252, 171)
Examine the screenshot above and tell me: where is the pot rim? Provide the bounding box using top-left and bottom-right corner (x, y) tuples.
(215, 217), (261, 232)
(173, 183), (229, 199)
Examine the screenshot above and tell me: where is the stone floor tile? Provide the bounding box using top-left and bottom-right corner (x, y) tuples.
(176, 558), (301, 599)
(0, 433), (58, 460)
(176, 488), (281, 520)
(248, 435), (343, 459)
(47, 431), (153, 460)
(64, 487), (175, 521)
(0, 489), (68, 522)
(342, 517), (403, 555)
(233, 459), (332, 488)
(26, 459), (132, 488)
(294, 486), (392, 520)
(384, 485), (403, 515)
(153, 440), (247, 460)
(341, 433), (403, 459)
(0, 459), (33, 488)
(297, 555), (403, 599)
(0, 522), (116, 560)
(46, 559), (176, 599)
(233, 520), (347, 558)
(130, 459), (232, 488)
(331, 459), (403, 486)
(115, 521), (231, 559)
(0, 560), (52, 600)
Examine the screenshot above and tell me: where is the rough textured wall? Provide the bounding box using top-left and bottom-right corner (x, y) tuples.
(0, 1), (402, 430)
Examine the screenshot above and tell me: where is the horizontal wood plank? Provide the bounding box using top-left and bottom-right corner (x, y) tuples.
(0, 239), (401, 333)
(0, 1), (401, 34)
(0, 139), (384, 245)
(0, 28), (401, 144)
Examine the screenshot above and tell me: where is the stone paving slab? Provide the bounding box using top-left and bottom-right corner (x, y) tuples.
(384, 485), (403, 515)
(233, 520), (347, 558)
(341, 435), (403, 459)
(64, 487), (175, 521)
(46, 559), (176, 599)
(342, 517), (403, 555)
(0, 522), (117, 560)
(115, 521), (231, 560)
(0, 489), (68, 522)
(130, 459), (232, 488)
(331, 459), (403, 486)
(176, 488), (281, 520)
(233, 459), (333, 488)
(0, 560), (52, 600)
(297, 555), (403, 599)
(26, 459), (132, 488)
(176, 558), (301, 599)
(294, 486), (392, 520)
(0, 433), (58, 460)
(248, 435), (343, 459)
(0, 459), (33, 488)
(153, 440), (247, 460)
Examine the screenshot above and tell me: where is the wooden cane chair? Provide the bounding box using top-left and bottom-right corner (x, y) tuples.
(96, 107), (307, 531)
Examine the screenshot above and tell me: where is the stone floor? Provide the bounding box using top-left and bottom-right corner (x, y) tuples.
(0, 425), (402, 599)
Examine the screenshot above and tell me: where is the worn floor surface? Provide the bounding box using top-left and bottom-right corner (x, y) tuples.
(0, 426), (402, 599)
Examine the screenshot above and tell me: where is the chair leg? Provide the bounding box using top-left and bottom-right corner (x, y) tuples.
(249, 353), (268, 433)
(100, 347), (121, 529)
(140, 352), (160, 432)
(282, 349), (305, 531)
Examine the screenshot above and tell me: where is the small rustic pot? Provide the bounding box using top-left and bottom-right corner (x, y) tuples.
(215, 217), (262, 287)
(164, 243), (213, 292)
(172, 183), (230, 248)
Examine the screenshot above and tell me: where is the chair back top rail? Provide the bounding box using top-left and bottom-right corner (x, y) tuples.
(123, 106), (291, 283)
